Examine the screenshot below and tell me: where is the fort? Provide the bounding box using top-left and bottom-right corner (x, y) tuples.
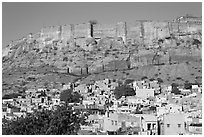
(39, 15), (201, 47)
(2, 15), (202, 76)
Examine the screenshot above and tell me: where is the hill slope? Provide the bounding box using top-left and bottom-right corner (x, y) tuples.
(2, 20), (202, 95)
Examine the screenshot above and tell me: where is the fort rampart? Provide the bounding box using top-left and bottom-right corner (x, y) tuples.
(40, 19), (201, 46)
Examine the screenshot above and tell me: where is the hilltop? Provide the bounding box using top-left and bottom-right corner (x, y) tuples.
(2, 15), (202, 95)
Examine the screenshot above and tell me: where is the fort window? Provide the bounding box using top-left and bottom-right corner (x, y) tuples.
(167, 124), (170, 128)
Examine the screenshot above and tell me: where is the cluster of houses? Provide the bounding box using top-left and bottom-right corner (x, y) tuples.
(2, 78), (202, 135)
(2, 88), (61, 120)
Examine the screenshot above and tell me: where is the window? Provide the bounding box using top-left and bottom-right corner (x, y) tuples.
(112, 120), (114, 125)
(115, 121), (117, 125)
(167, 124), (170, 128)
(178, 124), (181, 128)
(147, 123), (151, 130)
(152, 123), (156, 129)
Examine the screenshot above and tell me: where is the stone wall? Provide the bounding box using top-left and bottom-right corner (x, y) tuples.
(39, 20), (201, 47)
(61, 25), (71, 42)
(142, 21), (170, 46)
(74, 23), (90, 46)
(74, 23), (90, 38)
(93, 23), (116, 38)
(41, 26), (61, 40)
(127, 21), (143, 44)
(116, 22), (127, 43)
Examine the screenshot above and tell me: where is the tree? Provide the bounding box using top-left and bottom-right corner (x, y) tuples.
(157, 78), (163, 84)
(114, 85), (135, 100)
(184, 80), (192, 89)
(171, 83), (181, 95)
(2, 105), (87, 135)
(60, 89), (82, 104)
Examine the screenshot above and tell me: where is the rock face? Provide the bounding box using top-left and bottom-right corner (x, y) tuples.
(2, 15), (202, 93)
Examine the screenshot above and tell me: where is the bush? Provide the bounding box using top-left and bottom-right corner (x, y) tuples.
(171, 83), (181, 95)
(63, 57), (68, 61)
(2, 93), (21, 99)
(184, 81), (192, 89)
(157, 78), (163, 84)
(114, 85), (135, 100)
(60, 89), (82, 103)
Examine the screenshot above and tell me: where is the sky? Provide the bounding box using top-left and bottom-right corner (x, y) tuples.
(2, 2), (202, 47)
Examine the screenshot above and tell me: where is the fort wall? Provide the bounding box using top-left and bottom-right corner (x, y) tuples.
(39, 18), (201, 47)
(61, 25), (71, 42)
(126, 21), (142, 44)
(74, 23), (90, 38)
(93, 23), (116, 38)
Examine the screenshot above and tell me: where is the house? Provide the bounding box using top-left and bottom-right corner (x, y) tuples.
(82, 99), (95, 106)
(157, 107), (168, 117)
(132, 80), (146, 90)
(74, 84), (88, 94)
(13, 111), (26, 118)
(117, 105), (132, 113)
(2, 98), (14, 104)
(126, 96), (144, 104)
(192, 84), (199, 90)
(103, 112), (141, 133)
(95, 95), (107, 106)
(2, 104), (7, 119)
(155, 95), (167, 107)
(166, 85), (172, 92)
(187, 123), (202, 135)
(103, 112), (119, 132)
(136, 89), (154, 99)
(87, 114), (104, 131)
(118, 113), (141, 129)
(25, 89), (37, 96)
(139, 114), (158, 135)
(161, 113), (186, 135)
(16, 97), (31, 106)
(165, 103), (183, 113)
(185, 115), (202, 133)
(86, 104), (106, 115)
(78, 126), (97, 135)
(51, 98), (60, 106)
(109, 99), (120, 111)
